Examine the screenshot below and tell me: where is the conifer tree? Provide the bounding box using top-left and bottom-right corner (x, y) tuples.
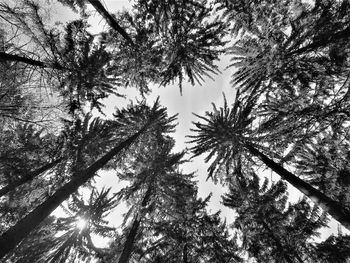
(189, 96), (350, 230)
(0, 99), (176, 258)
(223, 173), (327, 262)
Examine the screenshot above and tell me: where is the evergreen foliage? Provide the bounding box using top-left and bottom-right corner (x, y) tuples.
(1, 0), (350, 262)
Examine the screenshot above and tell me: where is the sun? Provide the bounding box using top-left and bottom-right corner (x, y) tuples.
(76, 217), (88, 230)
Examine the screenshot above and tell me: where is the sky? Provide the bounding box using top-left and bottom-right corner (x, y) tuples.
(50, 0), (347, 246)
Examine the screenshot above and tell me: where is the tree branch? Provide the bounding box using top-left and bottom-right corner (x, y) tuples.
(87, 0), (134, 46)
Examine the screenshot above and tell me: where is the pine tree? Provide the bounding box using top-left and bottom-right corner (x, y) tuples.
(223, 173), (327, 262)
(294, 131), (350, 210)
(316, 234), (350, 263)
(0, 2), (122, 113)
(0, 99), (176, 258)
(139, 194), (241, 263)
(108, 135), (190, 263)
(189, 96), (350, 230)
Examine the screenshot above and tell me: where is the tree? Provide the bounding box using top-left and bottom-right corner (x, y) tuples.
(4, 188), (116, 263)
(3, 0), (350, 261)
(0, 1), (122, 113)
(188, 96), (350, 230)
(316, 234), (350, 263)
(222, 0), (350, 116)
(1, 217), (58, 263)
(138, 194), (241, 263)
(110, 135), (190, 263)
(294, 131), (350, 210)
(87, 0), (134, 45)
(214, 0), (293, 37)
(0, 99), (177, 258)
(0, 123), (64, 198)
(0, 113), (118, 200)
(82, 0), (226, 94)
(223, 173), (327, 262)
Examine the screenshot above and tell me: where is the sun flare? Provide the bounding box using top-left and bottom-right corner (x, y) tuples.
(76, 217), (88, 230)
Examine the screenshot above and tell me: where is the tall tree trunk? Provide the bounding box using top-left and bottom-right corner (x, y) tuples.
(118, 185), (153, 263)
(245, 143), (350, 230)
(0, 52), (46, 67)
(0, 52), (64, 69)
(118, 217), (141, 263)
(183, 243), (188, 263)
(0, 126), (147, 258)
(0, 158), (63, 197)
(87, 0), (134, 46)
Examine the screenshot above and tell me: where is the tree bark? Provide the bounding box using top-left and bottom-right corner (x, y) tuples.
(118, 185), (153, 263)
(0, 126), (147, 258)
(0, 158), (63, 198)
(87, 0), (134, 46)
(0, 52), (46, 67)
(183, 243), (188, 263)
(118, 217), (141, 263)
(245, 143), (350, 231)
(0, 52), (64, 70)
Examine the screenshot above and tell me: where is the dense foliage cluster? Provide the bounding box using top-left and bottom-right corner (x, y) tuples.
(1, 0), (350, 262)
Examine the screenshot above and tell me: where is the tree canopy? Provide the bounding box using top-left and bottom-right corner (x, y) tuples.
(1, 0), (350, 262)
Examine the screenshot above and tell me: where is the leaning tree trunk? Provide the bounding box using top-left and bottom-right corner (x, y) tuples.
(0, 126), (147, 258)
(0, 52), (65, 70)
(0, 52), (46, 67)
(87, 0), (134, 46)
(0, 158), (63, 198)
(245, 143), (350, 231)
(118, 217), (141, 263)
(118, 185), (153, 263)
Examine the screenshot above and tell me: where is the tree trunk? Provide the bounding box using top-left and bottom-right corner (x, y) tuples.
(0, 158), (63, 198)
(87, 0), (134, 46)
(0, 52), (47, 68)
(0, 52), (64, 69)
(118, 185), (153, 263)
(118, 217), (141, 263)
(0, 126), (147, 258)
(245, 143), (350, 231)
(183, 243), (188, 263)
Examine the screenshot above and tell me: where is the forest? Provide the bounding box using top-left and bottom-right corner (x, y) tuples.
(1, 0), (350, 262)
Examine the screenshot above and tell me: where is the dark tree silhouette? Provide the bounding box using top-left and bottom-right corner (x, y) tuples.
(0, 100), (176, 258)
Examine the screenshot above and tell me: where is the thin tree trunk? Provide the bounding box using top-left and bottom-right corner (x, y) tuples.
(87, 0), (134, 46)
(118, 185), (153, 263)
(245, 143), (350, 231)
(0, 52), (64, 69)
(0, 158), (63, 197)
(118, 217), (141, 263)
(0, 126), (147, 258)
(0, 52), (46, 67)
(183, 243), (188, 263)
